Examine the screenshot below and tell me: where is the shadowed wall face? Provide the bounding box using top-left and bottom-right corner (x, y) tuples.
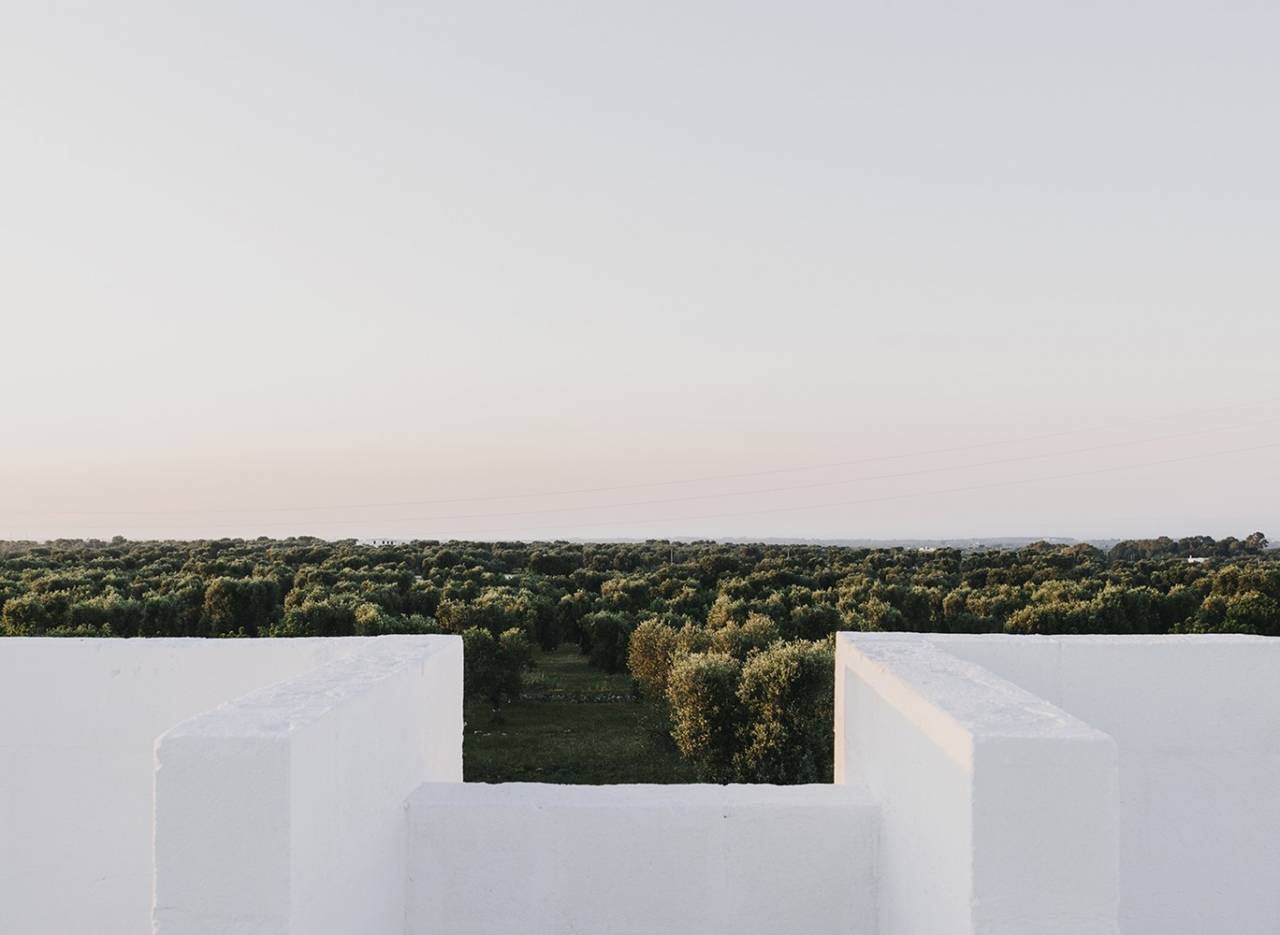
(0, 639), (368, 935)
(935, 634), (1280, 935)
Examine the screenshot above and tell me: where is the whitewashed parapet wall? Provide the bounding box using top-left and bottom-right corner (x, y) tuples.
(407, 782), (878, 935)
(926, 633), (1280, 935)
(152, 635), (462, 935)
(4, 633), (1277, 935)
(0, 637), (378, 935)
(836, 633), (1120, 935)
(837, 632), (1280, 935)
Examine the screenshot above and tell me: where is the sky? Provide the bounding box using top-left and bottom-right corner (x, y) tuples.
(1, 1), (1278, 542)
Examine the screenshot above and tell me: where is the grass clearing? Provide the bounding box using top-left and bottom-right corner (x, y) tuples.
(464, 646), (695, 784)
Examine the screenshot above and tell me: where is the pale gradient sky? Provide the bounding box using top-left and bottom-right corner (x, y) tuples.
(2, 1), (1277, 542)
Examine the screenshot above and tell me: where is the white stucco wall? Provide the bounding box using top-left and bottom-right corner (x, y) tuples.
(0, 637), (370, 935)
(6, 632), (1276, 935)
(152, 635), (462, 935)
(839, 632), (1280, 935)
(836, 633), (1120, 935)
(407, 782), (879, 935)
(929, 633), (1280, 935)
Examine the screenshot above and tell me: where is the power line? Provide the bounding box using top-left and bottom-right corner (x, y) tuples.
(21, 435), (1279, 535)
(419, 439), (1280, 539)
(7, 394), (1279, 518)
(89, 414), (1280, 529)
(328, 415), (1280, 524)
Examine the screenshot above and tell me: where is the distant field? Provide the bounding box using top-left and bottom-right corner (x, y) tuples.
(464, 647), (694, 784)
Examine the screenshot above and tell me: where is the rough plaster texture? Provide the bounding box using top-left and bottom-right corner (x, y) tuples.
(407, 781), (878, 935)
(840, 632), (1280, 935)
(153, 635), (462, 935)
(0, 637), (369, 935)
(836, 633), (1120, 935)
(931, 633), (1280, 935)
(5, 632), (1275, 935)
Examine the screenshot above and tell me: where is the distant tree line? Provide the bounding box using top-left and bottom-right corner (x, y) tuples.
(1, 533), (1274, 780)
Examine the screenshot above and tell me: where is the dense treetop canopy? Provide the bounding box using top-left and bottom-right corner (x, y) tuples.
(5, 534), (1274, 782)
(0, 535), (1274, 640)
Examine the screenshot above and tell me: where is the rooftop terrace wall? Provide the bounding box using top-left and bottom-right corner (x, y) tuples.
(3, 633), (1276, 935)
(0, 637), (372, 935)
(408, 781), (878, 935)
(153, 635), (462, 935)
(930, 633), (1280, 935)
(836, 633), (1119, 935)
(838, 632), (1280, 935)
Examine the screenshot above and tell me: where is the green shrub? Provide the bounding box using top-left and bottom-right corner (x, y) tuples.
(437, 589), (539, 639)
(628, 617), (680, 699)
(202, 576), (281, 637)
(140, 595), (179, 637)
(498, 626), (534, 673)
(859, 597), (905, 631)
(1005, 600), (1090, 634)
(462, 626), (532, 707)
(45, 622), (117, 637)
(68, 594), (143, 637)
(674, 622), (713, 656)
(666, 652), (742, 781)
(1224, 591), (1280, 635)
(273, 597), (356, 636)
(734, 640), (834, 783)
(1156, 584), (1203, 632)
(709, 612), (779, 660)
(2, 593), (66, 635)
(353, 601), (388, 635)
(582, 611), (634, 674)
(353, 602), (441, 636)
(788, 603), (842, 640)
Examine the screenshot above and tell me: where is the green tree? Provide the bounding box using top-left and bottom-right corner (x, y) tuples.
(628, 617), (680, 699)
(734, 640), (834, 783)
(582, 611), (634, 674)
(666, 652), (742, 782)
(462, 626), (533, 708)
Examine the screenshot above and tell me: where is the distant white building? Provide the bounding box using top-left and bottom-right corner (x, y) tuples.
(360, 538), (402, 547)
(1187, 556), (1212, 565)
